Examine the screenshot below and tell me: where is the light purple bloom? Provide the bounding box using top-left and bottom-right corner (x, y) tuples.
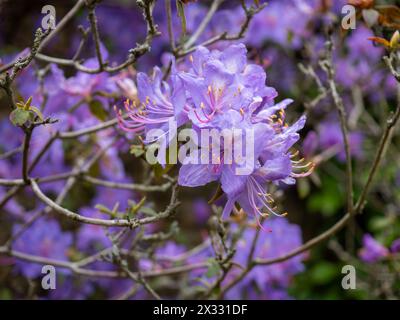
(225, 218), (304, 299)
(358, 234), (389, 263)
(13, 219), (73, 278)
(390, 238), (400, 254)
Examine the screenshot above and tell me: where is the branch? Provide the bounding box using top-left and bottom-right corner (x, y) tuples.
(355, 53), (400, 212)
(34, 0), (160, 74)
(82, 175), (173, 192)
(21, 128), (33, 184)
(175, 1), (267, 58)
(183, 0), (225, 50)
(30, 180), (180, 227)
(0, 245), (208, 279)
(319, 38), (354, 214)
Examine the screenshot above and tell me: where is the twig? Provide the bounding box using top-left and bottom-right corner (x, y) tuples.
(183, 0), (224, 50)
(320, 39), (354, 214)
(21, 127), (33, 184)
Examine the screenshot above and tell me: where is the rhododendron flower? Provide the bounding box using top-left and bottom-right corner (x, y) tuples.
(118, 43), (312, 222)
(358, 234), (390, 263)
(117, 66), (187, 140)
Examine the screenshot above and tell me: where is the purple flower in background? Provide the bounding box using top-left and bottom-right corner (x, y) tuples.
(358, 234), (389, 263)
(302, 131), (318, 157)
(318, 121), (364, 161)
(13, 219), (73, 278)
(77, 185), (135, 253)
(139, 241), (187, 271)
(193, 199), (211, 224)
(245, 0), (324, 49)
(390, 238), (400, 254)
(225, 218), (304, 299)
(48, 276), (95, 300)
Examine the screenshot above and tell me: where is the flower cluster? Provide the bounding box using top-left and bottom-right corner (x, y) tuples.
(118, 43), (313, 222)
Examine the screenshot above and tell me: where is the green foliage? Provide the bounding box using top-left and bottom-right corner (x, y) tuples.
(307, 175), (345, 216)
(89, 99), (108, 121)
(205, 258), (221, 278)
(9, 108), (31, 126)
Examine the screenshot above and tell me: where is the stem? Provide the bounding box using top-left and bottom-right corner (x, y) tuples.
(21, 128), (33, 184)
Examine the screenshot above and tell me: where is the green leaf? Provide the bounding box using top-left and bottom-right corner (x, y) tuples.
(29, 106), (44, 121)
(153, 163), (173, 179)
(139, 206), (157, 216)
(307, 175), (344, 216)
(9, 108), (30, 126)
(130, 144), (145, 157)
(89, 99), (108, 121)
(309, 262), (338, 285)
(297, 178), (310, 199)
(176, 0), (187, 36)
(205, 258), (221, 278)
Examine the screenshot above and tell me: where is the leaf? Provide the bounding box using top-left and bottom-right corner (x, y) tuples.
(205, 258), (221, 278)
(390, 30), (400, 49)
(139, 206), (157, 216)
(309, 262), (338, 285)
(297, 178), (310, 199)
(307, 175), (344, 216)
(128, 196), (146, 217)
(29, 106), (44, 121)
(9, 108), (30, 126)
(368, 36), (390, 47)
(130, 144), (145, 157)
(89, 99), (108, 121)
(176, 0), (187, 36)
(153, 163), (173, 179)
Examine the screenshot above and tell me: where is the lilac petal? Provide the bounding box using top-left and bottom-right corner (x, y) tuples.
(179, 73), (210, 110)
(222, 198), (236, 218)
(178, 164), (220, 187)
(221, 165), (247, 197)
(358, 234), (389, 263)
(203, 60), (234, 91)
(220, 43), (247, 74)
(259, 155), (292, 181)
(256, 99), (294, 119)
(190, 46), (210, 76)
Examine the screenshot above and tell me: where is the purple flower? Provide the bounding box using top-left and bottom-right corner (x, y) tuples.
(302, 131), (318, 157)
(48, 275), (95, 300)
(390, 238), (400, 254)
(172, 44), (312, 220)
(318, 121), (364, 161)
(245, 0), (325, 49)
(117, 65), (187, 139)
(193, 199), (211, 224)
(139, 241), (187, 271)
(358, 234), (389, 263)
(13, 219), (73, 278)
(225, 218), (304, 299)
(77, 186), (135, 252)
